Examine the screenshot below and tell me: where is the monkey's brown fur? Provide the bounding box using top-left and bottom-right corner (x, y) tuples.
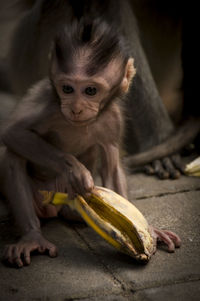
(0, 7), (181, 268)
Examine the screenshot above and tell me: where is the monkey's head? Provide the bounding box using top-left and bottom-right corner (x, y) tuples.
(50, 19), (136, 126)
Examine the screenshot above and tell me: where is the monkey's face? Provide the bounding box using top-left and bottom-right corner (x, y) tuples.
(52, 58), (135, 126)
(54, 74), (113, 126)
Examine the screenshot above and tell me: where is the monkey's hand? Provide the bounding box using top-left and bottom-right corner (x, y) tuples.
(3, 230), (58, 268)
(65, 156), (94, 199)
(144, 154), (185, 179)
(149, 226), (181, 254)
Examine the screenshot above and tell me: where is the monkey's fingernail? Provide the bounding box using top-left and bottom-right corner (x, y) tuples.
(49, 247), (58, 257)
(171, 171), (181, 179)
(159, 172), (169, 179)
(144, 164), (155, 175)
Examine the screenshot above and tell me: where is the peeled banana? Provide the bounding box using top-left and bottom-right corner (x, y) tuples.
(185, 156), (200, 177)
(41, 186), (154, 262)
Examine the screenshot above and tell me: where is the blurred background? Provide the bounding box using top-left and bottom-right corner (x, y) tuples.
(0, 0), (184, 124)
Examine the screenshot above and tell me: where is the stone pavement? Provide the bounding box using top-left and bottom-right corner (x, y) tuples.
(0, 172), (200, 301)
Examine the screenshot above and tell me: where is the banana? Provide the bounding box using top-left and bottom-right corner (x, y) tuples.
(40, 186), (154, 262)
(185, 156), (200, 177)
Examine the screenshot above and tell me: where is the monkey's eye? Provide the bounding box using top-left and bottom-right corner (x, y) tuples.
(62, 85), (74, 94)
(85, 87), (97, 96)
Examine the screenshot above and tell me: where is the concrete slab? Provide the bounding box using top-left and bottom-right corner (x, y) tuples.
(78, 294), (130, 301)
(75, 190), (200, 291)
(0, 173), (200, 300)
(132, 280), (200, 301)
(0, 219), (123, 301)
(127, 173), (200, 199)
(78, 280), (200, 301)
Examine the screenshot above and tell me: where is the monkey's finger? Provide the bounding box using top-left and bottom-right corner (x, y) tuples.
(71, 174), (86, 196)
(38, 246), (46, 253)
(152, 160), (169, 179)
(48, 245), (58, 257)
(162, 157), (181, 179)
(3, 245), (13, 263)
(162, 230), (181, 248)
(83, 173), (94, 192)
(23, 249), (31, 265)
(75, 179), (85, 196)
(9, 247), (19, 265)
(154, 228), (175, 252)
(171, 154), (185, 173)
(13, 248), (24, 267)
(15, 257), (24, 268)
(69, 171), (84, 198)
(144, 164), (155, 175)
(66, 181), (76, 200)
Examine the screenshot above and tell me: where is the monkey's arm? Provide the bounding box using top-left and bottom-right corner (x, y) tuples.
(2, 123), (66, 175)
(2, 82), (74, 175)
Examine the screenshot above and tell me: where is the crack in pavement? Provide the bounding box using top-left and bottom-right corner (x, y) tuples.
(133, 187), (200, 201)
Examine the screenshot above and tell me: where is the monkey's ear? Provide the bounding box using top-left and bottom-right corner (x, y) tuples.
(121, 58), (136, 93)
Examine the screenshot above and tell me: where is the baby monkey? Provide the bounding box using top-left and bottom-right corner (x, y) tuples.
(0, 19), (180, 267)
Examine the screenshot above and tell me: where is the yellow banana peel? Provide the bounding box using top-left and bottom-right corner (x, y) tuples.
(41, 186), (154, 262)
(185, 156), (200, 177)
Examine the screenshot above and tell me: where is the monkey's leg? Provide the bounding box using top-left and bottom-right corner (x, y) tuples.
(0, 148), (57, 268)
(120, 0), (182, 178)
(99, 144), (127, 198)
(78, 146), (98, 176)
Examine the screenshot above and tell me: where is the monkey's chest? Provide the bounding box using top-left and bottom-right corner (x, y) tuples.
(44, 126), (96, 157)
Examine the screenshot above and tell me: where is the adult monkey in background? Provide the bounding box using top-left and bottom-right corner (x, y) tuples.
(6, 0), (193, 179)
(0, 11), (181, 267)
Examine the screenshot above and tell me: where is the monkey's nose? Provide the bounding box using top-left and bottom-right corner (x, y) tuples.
(71, 109), (83, 116)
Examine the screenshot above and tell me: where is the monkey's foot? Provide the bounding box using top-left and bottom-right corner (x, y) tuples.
(2, 230), (57, 268)
(150, 226), (181, 253)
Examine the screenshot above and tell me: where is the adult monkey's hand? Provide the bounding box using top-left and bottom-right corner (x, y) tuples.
(124, 117), (200, 179)
(144, 154), (184, 179)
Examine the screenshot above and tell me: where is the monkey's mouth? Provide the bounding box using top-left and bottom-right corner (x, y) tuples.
(67, 117), (95, 126)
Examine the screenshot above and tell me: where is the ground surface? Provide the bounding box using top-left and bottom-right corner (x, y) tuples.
(0, 90), (200, 301)
(0, 171), (200, 301)
(0, 9), (199, 301)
